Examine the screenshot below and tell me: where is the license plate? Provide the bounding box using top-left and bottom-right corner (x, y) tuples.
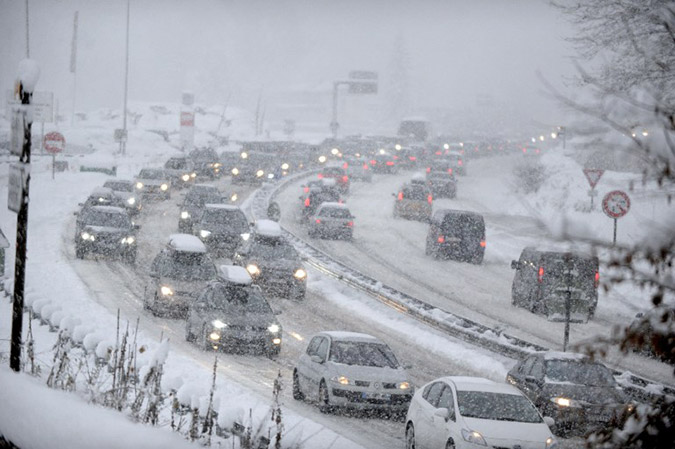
(362, 392), (390, 400)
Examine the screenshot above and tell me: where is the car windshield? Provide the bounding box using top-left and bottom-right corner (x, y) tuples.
(457, 391), (543, 423)
(545, 360), (616, 386)
(202, 210), (249, 231)
(138, 169), (165, 179)
(329, 341), (400, 369)
(160, 252), (215, 281)
(81, 210), (131, 228)
(185, 191), (221, 206)
(540, 254), (598, 288)
(319, 207), (351, 218)
(166, 159), (189, 169)
(208, 285), (272, 314)
(403, 186), (428, 200)
(103, 181), (133, 192)
(322, 168), (344, 176)
(250, 241), (298, 260)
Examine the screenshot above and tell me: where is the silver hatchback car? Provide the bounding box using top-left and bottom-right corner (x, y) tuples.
(292, 331), (413, 416)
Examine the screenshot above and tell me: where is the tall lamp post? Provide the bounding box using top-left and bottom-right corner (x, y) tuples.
(120, 0), (130, 155)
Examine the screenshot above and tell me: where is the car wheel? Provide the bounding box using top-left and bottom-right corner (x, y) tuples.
(185, 319), (195, 342)
(471, 251), (484, 265)
(201, 325), (212, 351)
(292, 370), (305, 401)
(124, 250), (137, 265)
(445, 439), (456, 449)
(318, 380), (332, 413)
(75, 245), (85, 259)
(405, 423), (416, 449)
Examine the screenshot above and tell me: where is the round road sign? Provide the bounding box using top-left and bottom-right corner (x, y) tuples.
(602, 190), (631, 219)
(44, 131), (65, 154)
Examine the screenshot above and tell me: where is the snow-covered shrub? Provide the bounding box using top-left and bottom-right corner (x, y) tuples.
(513, 159), (547, 193)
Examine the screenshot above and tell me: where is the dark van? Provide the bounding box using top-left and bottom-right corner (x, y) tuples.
(425, 209), (486, 264)
(510, 248), (599, 321)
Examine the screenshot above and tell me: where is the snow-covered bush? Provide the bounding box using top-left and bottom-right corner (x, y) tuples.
(513, 159), (547, 193)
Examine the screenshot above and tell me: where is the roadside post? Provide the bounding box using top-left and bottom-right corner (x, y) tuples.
(10, 59), (40, 372)
(44, 131), (65, 179)
(602, 190), (631, 245)
(583, 168), (604, 210)
(562, 254), (573, 352)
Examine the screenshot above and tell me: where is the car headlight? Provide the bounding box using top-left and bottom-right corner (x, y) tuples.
(545, 437), (559, 449)
(81, 232), (95, 241)
(551, 397), (580, 408)
(272, 337), (281, 345)
(293, 268), (307, 280)
(256, 169), (264, 178)
(230, 193), (238, 202)
(209, 332), (221, 341)
(240, 232), (250, 241)
(121, 236), (135, 245)
(281, 163), (289, 170)
(160, 286), (173, 296)
(190, 172), (196, 178)
(160, 183), (169, 191)
(246, 264), (260, 276)
(136, 182), (144, 189)
(241, 152), (248, 159)
(461, 429), (487, 446)
(212, 320), (227, 329)
(127, 197), (136, 205)
(397, 381), (411, 390)
(180, 211), (190, 219)
(267, 324), (280, 333)
(181, 174), (190, 182)
(232, 168), (239, 175)
(331, 376), (352, 385)
(213, 163), (222, 168)
(200, 229), (211, 239)
(268, 173), (275, 179)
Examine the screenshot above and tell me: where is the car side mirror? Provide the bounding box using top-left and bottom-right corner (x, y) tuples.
(310, 355), (324, 364)
(134, 224), (140, 230)
(149, 271), (159, 279)
(543, 416), (555, 428)
(433, 407), (451, 421)
(510, 260), (519, 269)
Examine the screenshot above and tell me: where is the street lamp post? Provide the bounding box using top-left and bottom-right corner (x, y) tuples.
(120, 0), (130, 155)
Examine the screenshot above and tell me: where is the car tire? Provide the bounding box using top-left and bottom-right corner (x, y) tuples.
(185, 319), (196, 343)
(201, 325), (212, 351)
(124, 250), (137, 265)
(318, 380), (332, 414)
(445, 439), (456, 449)
(405, 423), (416, 449)
(75, 245), (85, 259)
(292, 370), (305, 401)
(471, 251), (484, 265)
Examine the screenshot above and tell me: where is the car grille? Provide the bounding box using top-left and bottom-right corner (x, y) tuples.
(332, 390), (412, 405)
(354, 380), (370, 387)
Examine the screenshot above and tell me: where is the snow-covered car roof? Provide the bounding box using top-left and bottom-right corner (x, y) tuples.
(167, 234), (207, 253)
(541, 351), (589, 362)
(444, 376), (521, 395)
(89, 187), (114, 197)
(254, 219), (282, 237)
(320, 331), (380, 343)
(317, 202), (349, 210)
(204, 203), (240, 211)
(87, 205), (127, 215)
(410, 173), (426, 183)
(217, 265), (252, 285)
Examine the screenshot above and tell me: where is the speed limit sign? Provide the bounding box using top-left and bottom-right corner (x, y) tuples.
(602, 190), (630, 219)
(602, 190), (630, 244)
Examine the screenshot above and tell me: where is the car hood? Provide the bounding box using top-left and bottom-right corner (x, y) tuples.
(136, 178), (166, 186)
(257, 258), (302, 271)
(328, 363), (409, 383)
(542, 384), (626, 405)
(203, 310), (276, 327)
(462, 417), (552, 443)
(160, 278), (206, 293)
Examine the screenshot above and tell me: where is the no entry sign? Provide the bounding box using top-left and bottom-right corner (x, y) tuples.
(43, 131), (65, 154)
(602, 190), (630, 219)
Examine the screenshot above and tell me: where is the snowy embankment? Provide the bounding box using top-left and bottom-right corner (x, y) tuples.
(0, 107), (365, 449)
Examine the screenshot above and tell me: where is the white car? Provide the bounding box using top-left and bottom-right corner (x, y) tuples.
(292, 331), (413, 416)
(307, 202), (354, 240)
(405, 376), (558, 449)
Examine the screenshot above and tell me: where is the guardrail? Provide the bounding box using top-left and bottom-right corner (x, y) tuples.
(248, 173), (674, 404)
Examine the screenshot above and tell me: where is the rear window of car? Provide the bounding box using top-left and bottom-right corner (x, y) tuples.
(441, 214), (484, 234)
(403, 186), (428, 200)
(104, 181), (132, 192)
(165, 159), (188, 169)
(202, 210), (248, 230)
(457, 391), (542, 423)
(320, 207), (351, 218)
(322, 167), (344, 176)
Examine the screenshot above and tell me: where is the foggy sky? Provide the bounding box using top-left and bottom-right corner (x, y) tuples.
(0, 0), (576, 133)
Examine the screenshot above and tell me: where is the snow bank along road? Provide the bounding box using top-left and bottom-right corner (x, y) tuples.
(67, 174), (521, 449)
(273, 155), (674, 388)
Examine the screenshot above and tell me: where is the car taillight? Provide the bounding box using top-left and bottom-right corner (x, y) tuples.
(538, 267), (544, 283)
(437, 236), (445, 243)
(447, 168), (453, 174)
(338, 199), (343, 204)
(342, 175), (348, 182)
(304, 198), (310, 207)
(427, 194), (433, 204)
(346, 221), (353, 227)
(394, 155), (399, 160)
(410, 156), (416, 161)
(342, 162), (348, 169)
(318, 173), (324, 179)
(426, 167), (431, 173)
(522, 147), (527, 153)
(435, 151), (441, 155)
(458, 160), (463, 166)
(315, 219), (321, 224)
(386, 161), (394, 166)
(397, 191), (403, 201)
(479, 240), (486, 247)
(535, 149), (540, 154)
(594, 271), (599, 288)
(303, 186), (309, 193)
(370, 160), (376, 165)
(363, 163), (368, 170)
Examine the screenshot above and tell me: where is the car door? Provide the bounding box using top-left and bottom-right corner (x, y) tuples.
(527, 356), (546, 406)
(415, 381), (445, 449)
(298, 336), (328, 400)
(189, 288), (212, 335)
(429, 385), (457, 449)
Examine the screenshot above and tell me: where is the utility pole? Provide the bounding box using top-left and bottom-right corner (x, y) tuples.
(25, 0), (30, 58)
(11, 60), (40, 372)
(120, 0), (130, 155)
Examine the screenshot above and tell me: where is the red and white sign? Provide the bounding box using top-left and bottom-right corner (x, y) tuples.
(583, 169), (604, 188)
(602, 190), (630, 219)
(43, 131), (65, 154)
(180, 111), (194, 127)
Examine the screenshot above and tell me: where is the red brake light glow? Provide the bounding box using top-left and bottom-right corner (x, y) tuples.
(397, 191), (403, 201)
(318, 173), (324, 179)
(538, 267), (544, 283)
(363, 163), (368, 170)
(594, 271), (599, 288)
(304, 198), (310, 207)
(458, 160), (463, 166)
(370, 160), (376, 165)
(479, 240), (486, 248)
(426, 167), (431, 173)
(342, 175), (348, 182)
(303, 186), (309, 193)
(342, 162), (348, 169)
(315, 219), (321, 224)
(437, 236), (445, 243)
(427, 194), (433, 204)
(447, 168), (453, 174)
(410, 156), (416, 161)
(386, 161), (394, 166)
(435, 151), (441, 155)
(346, 221), (353, 227)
